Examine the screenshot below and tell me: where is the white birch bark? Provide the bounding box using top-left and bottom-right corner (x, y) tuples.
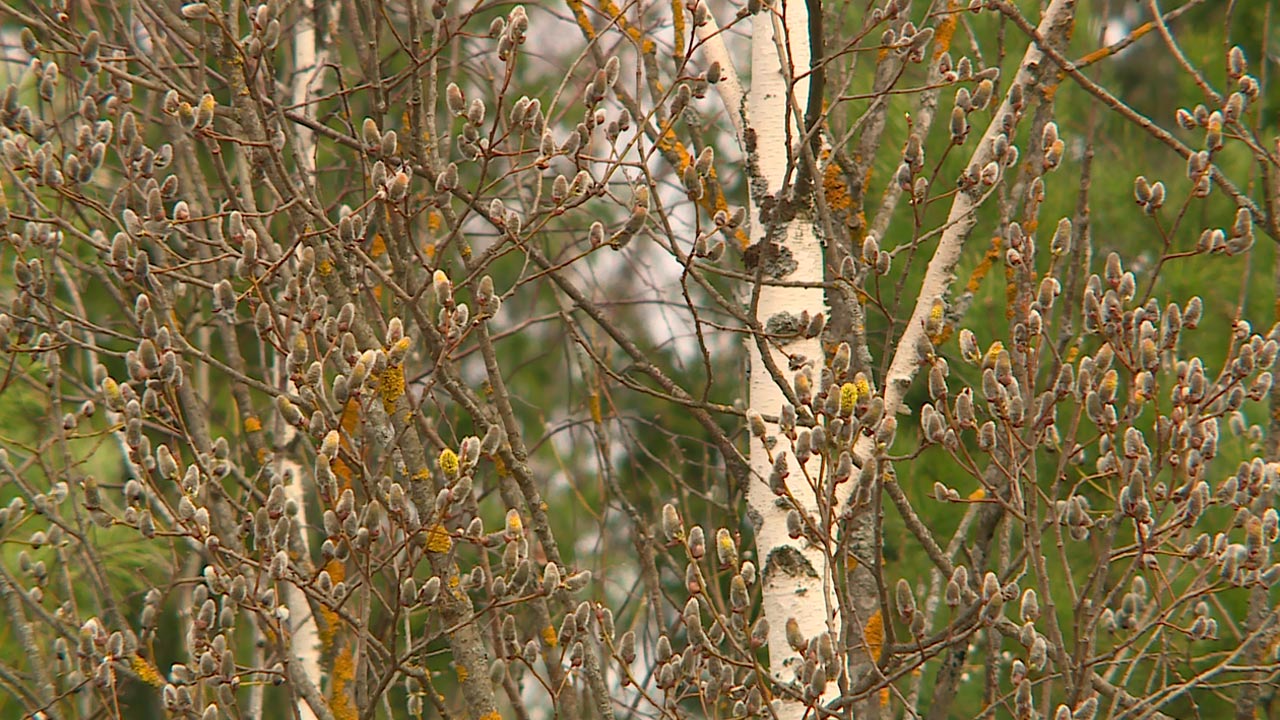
(743, 2), (835, 715)
(742, 0), (1077, 716)
(274, 3), (338, 717)
(839, 0), (1077, 713)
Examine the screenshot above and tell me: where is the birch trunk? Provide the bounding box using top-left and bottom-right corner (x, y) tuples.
(744, 2), (836, 716)
(744, 1), (1079, 716)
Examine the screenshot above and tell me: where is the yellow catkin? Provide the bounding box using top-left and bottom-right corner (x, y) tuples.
(426, 524), (453, 553)
(853, 374), (871, 400)
(438, 448), (459, 478)
(840, 383), (857, 415)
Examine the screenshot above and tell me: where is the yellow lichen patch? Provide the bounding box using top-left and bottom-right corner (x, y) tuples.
(412, 468), (431, 483)
(565, 0), (598, 39)
(1078, 22), (1153, 66)
(331, 646), (358, 720)
(670, 0), (685, 58)
(880, 686), (891, 707)
(864, 610), (884, 659)
(339, 397), (359, 437)
(317, 560), (345, 650)
(426, 524), (453, 553)
(966, 235), (1002, 294)
(369, 233), (386, 259)
(479, 712), (502, 720)
(493, 455), (509, 477)
(456, 664), (468, 682)
(130, 655), (164, 687)
(427, 210), (442, 231)
(823, 160), (854, 216)
(332, 457), (354, 484)
(589, 392), (602, 424)
(969, 487), (986, 501)
(377, 365), (405, 412)
(932, 0), (962, 62)
(317, 259), (333, 276)
(656, 125), (749, 250)
(243, 416), (262, 433)
(542, 625), (559, 648)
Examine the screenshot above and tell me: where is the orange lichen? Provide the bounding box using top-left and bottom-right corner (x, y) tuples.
(331, 400), (360, 479)
(317, 559), (346, 650)
(243, 416), (262, 433)
(864, 610), (884, 659)
(823, 160), (853, 215)
(670, 0), (685, 58)
(542, 625), (559, 647)
(588, 392), (602, 423)
(332, 647), (358, 720)
(932, 0), (962, 62)
(966, 235), (1002, 294)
